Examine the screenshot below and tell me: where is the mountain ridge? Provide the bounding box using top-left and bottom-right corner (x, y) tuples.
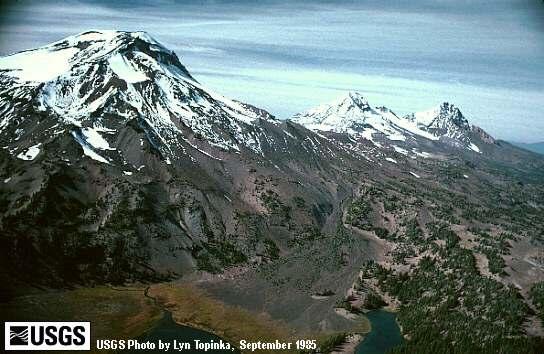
(0, 31), (369, 292)
(292, 91), (493, 155)
(1, 33), (544, 352)
(0, 30), (292, 166)
(2, 31), (543, 288)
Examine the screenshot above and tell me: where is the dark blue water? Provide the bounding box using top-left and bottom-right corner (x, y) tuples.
(355, 310), (403, 354)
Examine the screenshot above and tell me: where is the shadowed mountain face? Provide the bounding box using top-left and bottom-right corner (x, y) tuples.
(1, 31), (544, 351)
(0, 30), (369, 291)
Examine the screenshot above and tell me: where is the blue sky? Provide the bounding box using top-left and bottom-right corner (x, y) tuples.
(0, 0), (543, 142)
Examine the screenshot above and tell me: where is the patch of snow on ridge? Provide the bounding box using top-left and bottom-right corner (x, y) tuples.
(108, 53), (148, 83)
(386, 112), (439, 141)
(16, 143), (41, 160)
(469, 143), (481, 153)
(81, 128), (115, 150)
(413, 150), (432, 158)
(67, 30), (118, 43)
(0, 47), (78, 83)
(71, 131), (110, 164)
(410, 172), (421, 178)
(188, 80), (261, 125)
(359, 128), (377, 143)
(385, 157), (397, 164)
(413, 106), (440, 126)
(393, 146), (409, 155)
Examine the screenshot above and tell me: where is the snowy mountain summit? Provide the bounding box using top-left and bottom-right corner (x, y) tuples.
(409, 102), (468, 136)
(1, 31), (542, 298)
(292, 91), (438, 142)
(1, 31), (496, 169)
(292, 92), (493, 154)
(0, 30), (194, 84)
(0, 30), (275, 164)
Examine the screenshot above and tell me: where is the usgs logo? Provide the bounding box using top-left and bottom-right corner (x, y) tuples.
(4, 322), (90, 351)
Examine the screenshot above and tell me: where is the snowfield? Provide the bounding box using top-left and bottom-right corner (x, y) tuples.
(16, 144), (41, 161)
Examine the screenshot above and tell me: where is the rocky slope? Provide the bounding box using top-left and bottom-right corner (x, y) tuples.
(1, 30), (544, 351)
(0, 30), (359, 294)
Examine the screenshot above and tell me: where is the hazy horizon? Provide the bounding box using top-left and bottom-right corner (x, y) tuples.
(1, 0), (543, 143)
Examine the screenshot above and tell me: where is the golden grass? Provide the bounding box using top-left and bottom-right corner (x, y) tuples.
(0, 286), (161, 353)
(1, 283), (371, 354)
(150, 282), (302, 353)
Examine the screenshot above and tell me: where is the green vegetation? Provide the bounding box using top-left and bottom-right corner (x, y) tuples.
(347, 196), (372, 229)
(383, 194), (400, 212)
(264, 238), (280, 259)
(336, 298), (361, 314)
(359, 226), (543, 353)
(373, 226), (389, 238)
(260, 189), (291, 222)
(470, 229), (512, 275)
(315, 289), (335, 296)
(530, 281), (544, 321)
(290, 225), (323, 245)
(404, 218), (423, 239)
(363, 291), (387, 310)
(257, 223), (361, 292)
(233, 210), (267, 249)
(194, 241), (248, 273)
(341, 163), (544, 352)
(313, 333), (347, 354)
(292, 196), (306, 208)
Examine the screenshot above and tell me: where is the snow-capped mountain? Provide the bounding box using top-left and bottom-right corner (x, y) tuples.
(292, 92), (493, 154)
(0, 30), (278, 165)
(404, 102), (494, 152)
(0, 30), (357, 287)
(1, 30), (543, 297)
(292, 92), (438, 142)
(407, 102), (468, 139)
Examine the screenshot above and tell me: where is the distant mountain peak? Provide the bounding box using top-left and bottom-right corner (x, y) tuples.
(291, 92), (376, 132)
(407, 102), (472, 144)
(292, 92), (439, 143)
(344, 91), (369, 106)
(411, 102), (468, 128)
(60, 30), (156, 45)
(330, 91), (372, 114)
(293, 93), (494, 155)
(435, 102), (469, 129)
